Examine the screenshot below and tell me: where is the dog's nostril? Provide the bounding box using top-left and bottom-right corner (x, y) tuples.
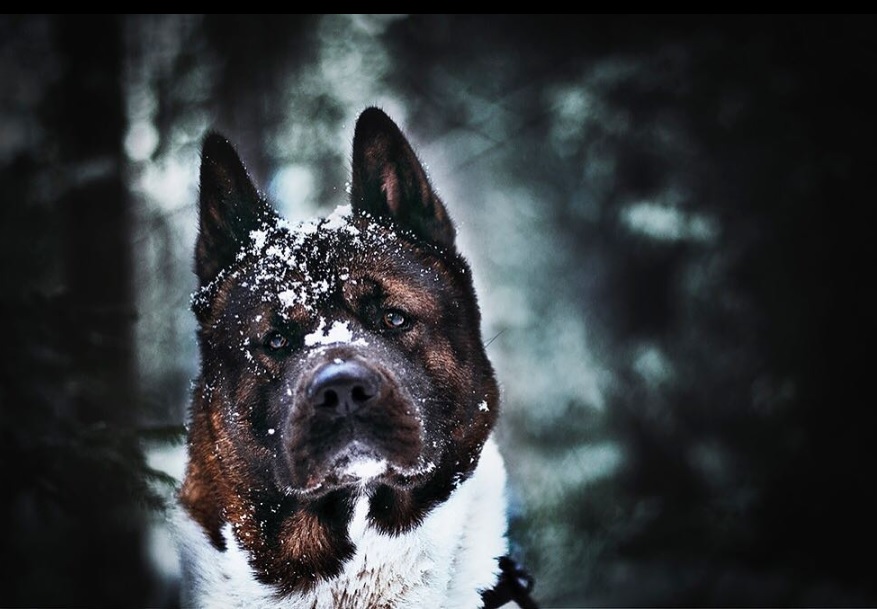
(317, 389), (340, 410)
(351, 385), (373, 403)
(308, 360), (381, 416)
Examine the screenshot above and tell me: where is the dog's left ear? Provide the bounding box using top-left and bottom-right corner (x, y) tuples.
(350, 107), (455, 248)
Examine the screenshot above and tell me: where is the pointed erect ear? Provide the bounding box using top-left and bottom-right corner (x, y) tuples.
(195, 132), (275, 286)
(350, 107), (455, 248)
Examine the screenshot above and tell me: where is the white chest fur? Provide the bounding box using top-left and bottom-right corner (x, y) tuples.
(175, 437), (509, 609)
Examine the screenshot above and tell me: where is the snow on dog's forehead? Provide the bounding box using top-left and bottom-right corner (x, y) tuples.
(252, 203), (367, 254)
(223, 204), (402, 314)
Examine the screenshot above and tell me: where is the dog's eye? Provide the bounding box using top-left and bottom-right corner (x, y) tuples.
(382, 309), (409, 330)
(264, 331), (289, 350)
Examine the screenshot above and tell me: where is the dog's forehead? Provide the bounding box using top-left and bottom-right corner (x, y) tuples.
(230, 205), (436, 314)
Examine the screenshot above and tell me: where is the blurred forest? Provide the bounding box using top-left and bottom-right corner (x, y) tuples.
(1, 14), (875, 608)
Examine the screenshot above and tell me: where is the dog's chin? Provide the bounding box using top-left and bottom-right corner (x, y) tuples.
(288, 449), (437, 498)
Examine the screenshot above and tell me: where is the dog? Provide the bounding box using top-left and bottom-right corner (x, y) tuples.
(176, 107), (536, 608)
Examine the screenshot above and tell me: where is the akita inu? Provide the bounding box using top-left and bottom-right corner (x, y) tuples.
(177, 107), (537, 608)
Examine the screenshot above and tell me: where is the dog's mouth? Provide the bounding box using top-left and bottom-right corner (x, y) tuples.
(289, 441), (435, 497)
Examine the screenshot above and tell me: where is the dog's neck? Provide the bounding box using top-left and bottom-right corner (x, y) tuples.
(176, 437), (508, 609)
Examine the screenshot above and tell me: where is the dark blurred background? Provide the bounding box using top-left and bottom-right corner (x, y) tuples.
(1, 14), (874, 608)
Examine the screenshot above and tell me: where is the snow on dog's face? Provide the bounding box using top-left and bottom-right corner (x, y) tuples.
(180, 108), (500, 593)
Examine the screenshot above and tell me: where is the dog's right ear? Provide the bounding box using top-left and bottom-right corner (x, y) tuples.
(196, 133), (275, 287)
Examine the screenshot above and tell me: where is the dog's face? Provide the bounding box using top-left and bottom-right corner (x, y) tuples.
(181, 108), (500, 593)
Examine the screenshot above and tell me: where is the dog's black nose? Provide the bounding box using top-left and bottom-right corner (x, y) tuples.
(307, 360), (380, 416)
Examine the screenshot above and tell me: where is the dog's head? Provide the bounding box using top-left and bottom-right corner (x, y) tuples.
(181, 108), (500, 591)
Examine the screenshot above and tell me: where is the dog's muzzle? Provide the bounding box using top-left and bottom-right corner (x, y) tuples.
(282, 349), (427, 495)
